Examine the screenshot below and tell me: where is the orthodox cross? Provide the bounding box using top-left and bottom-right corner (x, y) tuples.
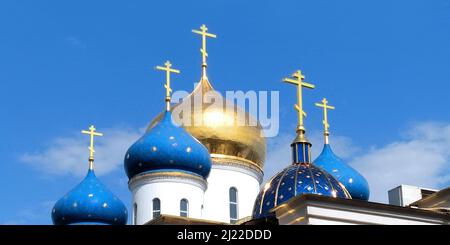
(81, 125), (103, 169)
(156, 60), (180, 111)
(283, 70), (315, 132)
(192, 24), (217, 75)
(315, 98), (335, 144)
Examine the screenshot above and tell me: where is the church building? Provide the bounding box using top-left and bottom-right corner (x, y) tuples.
(51, 25), (450, 225)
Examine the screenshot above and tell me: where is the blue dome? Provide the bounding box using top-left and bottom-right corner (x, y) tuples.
(52, 169), (128, 225)
(253, 163), (351, 219)
(313, 144), (370, 200)
(124, 111), (212, 179)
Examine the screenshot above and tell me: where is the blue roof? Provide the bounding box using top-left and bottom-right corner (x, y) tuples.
(253, 163), (351, 219)
(124, 111), (212, 179)
(52, 169), (128, 225)
(313, 144), (370, 200)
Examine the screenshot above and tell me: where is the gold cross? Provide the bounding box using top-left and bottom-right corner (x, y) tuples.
(283, 70), (315, 131)
(156, 60), (180, 111)
(192, 24), (217, 68)
(81, 125), (103, 164)
(315, 98), (335, 135)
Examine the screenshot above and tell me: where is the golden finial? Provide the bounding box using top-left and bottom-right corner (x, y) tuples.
(283, 70), (315, 133)
(156, 60), (180, 111)
(81, 125), (103, 170)
(315, 98), (335, 144)
(192, 24), (217, 78)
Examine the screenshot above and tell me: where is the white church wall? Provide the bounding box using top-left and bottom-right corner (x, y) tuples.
(305, 205), (442, 225)
(129, 174), (207, 225)
(274, 197), (447, 225)
(202, 164), (262, 223)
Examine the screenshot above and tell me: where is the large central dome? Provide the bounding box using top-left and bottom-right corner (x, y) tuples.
(147, 77), (266, 170)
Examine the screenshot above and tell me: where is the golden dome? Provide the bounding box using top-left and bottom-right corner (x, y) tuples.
(147, 77), (266, 171)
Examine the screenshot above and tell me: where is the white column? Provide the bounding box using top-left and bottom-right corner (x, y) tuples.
(202, 164), (263, 223)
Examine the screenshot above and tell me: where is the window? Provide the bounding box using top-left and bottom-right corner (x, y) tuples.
(180, 199), (189, 217)
(133, 203), (137, 225)
(152, 198), (161, 219)
(229, 187), (238, 224)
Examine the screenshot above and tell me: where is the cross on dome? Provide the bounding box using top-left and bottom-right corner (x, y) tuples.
(81, 125), (103, 169)
(156, 60), (180, 111)
(192, 24), (217, 78)
(315, 98), (335, 144)
(283, 70), (315, 133)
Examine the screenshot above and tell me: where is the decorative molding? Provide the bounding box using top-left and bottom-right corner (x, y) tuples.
(129, 171), (208, 191)
(211, 154), (263, 172)
(210, 157), (264, 184)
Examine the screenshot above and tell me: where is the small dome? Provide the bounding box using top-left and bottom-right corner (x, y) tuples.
(313, 144), (370, 200)
(52, 170), (128, 225)
(125, 111), (212, 179)
(252, 163), (351, 219)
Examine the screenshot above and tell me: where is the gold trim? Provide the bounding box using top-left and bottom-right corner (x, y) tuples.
(307, 164), (317, 193)
(274, 167), (289, 207)
(294, 163), (301, 196)
(323, 171), (338, 197)
(211, 154), (263, 171)
(129, 171), (206, 186)
(302, 143), (306, 163)
(339, 182), (353, 199)
(145, 214), (228, 225)
(292, 130), (310, 144)
(259, 174), (277, 215)
(308, 144), (311, 162)
(294, 144), (298, 163)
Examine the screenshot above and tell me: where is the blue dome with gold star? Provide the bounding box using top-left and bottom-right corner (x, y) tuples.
(252, 70), (354, 219)
(313, 144), (370, 200)
(52, 169), (128, 225)
(252, 162), (351, 219)
(124, 111), (212, 179)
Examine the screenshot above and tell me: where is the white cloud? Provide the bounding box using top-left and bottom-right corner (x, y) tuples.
(263, 122), (450, 204)
(20, 122), (450, 205)
(309, 131), (361, 159)
(263, 133), (292, 180)
(20, 127), (141, 177)
(351, 122), (450, 203)
(263, 131), (358, 182)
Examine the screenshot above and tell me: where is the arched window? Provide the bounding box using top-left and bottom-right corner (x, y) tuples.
(152, 198), (161, 219)
(180, 199), (189, 217)
(229, 187), (238, 224)
(133, 203), (138, 225)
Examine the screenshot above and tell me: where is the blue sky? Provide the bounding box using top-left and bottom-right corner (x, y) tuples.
(1, 0), (450, 224)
